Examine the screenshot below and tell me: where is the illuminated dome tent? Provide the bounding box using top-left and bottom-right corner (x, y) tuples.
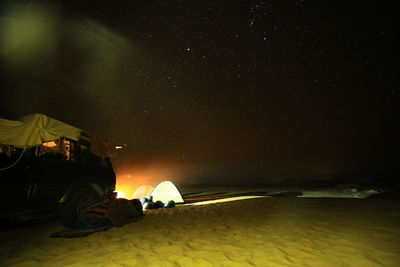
(149, 181), (184, 203)
(132, 185), (153, 199)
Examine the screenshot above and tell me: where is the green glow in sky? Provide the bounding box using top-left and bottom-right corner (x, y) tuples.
(0, 4), (60, 69)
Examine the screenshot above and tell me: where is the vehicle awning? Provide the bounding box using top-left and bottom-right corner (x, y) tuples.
(0, 114), (81, 148)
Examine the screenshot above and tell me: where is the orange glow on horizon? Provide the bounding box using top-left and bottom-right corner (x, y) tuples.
(114, 162), (186, 199)
(115, 174), (156, 200)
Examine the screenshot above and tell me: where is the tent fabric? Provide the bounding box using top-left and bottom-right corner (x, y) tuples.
(0, 114), (81, 148)
(149, 181), (184, 203)
(133, 185), (153, 199)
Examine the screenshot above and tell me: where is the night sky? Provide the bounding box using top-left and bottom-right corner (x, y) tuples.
(1, 1), (398, 186)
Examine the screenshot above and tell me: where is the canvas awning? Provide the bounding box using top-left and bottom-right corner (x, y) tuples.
(0, 114), (81, 148)
(0, 114), (117, 158)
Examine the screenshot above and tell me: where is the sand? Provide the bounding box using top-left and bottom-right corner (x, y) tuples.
(0, 196), (399, 267)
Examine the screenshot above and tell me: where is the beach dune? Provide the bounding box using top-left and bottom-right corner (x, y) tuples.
(0, 196), (399, 266)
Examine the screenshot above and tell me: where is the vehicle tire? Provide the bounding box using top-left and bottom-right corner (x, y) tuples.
(60, 188), (100, 227)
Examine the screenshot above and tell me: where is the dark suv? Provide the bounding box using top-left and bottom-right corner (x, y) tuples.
(0, 114), (116, 227)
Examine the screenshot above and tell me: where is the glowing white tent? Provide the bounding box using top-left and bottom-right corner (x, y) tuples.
(149, 181), (184, 203)
(132, 185), (153, 199)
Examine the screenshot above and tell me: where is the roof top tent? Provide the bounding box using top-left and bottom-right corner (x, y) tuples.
(0, 113), (116, 158)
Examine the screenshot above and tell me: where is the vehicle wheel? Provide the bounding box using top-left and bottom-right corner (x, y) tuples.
(60, 188), (100, 227)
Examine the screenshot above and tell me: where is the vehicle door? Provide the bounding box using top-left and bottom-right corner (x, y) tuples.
(30, 139), (83, 207)
(0, 146), (33, 212)
(79, 143), (115, 194)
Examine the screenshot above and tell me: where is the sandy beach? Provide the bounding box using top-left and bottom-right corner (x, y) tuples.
(0, 196), (399, 267)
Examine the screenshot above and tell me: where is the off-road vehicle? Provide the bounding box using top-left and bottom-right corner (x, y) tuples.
(0, 114), (117, 227)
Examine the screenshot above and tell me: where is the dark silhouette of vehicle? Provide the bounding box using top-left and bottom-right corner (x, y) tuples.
(0, 114), (117, 227)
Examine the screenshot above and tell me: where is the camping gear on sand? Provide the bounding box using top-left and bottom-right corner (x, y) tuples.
(138, 181), (183, 210)
(78, 196), (143, 227)
(50, 197), (143, 238)
(164, 200), (176, 208)
(141, 198), (175, 210)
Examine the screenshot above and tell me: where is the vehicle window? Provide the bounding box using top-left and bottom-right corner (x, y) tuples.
(39, 139), (76, 161)
(63, 140), (76, 161)
(80, 144), (107, 167)
(41, 141), (58, 154)
(96, 157), (108, 168)
(0, 145), (20, 167)
(0, 144), (17, 156)
(0, 144), (35, 159)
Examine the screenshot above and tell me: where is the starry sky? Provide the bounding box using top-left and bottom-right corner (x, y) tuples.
(1, 0), (398, 186)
